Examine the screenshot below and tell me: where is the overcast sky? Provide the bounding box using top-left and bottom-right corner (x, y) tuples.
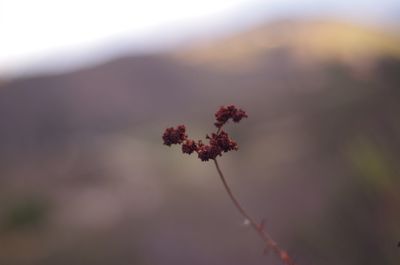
(0, 0), (399, 77)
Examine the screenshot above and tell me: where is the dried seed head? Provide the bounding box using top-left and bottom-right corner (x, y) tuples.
(197, 144), (222, 161)
(181, 139), (198, 154)
(208, 130), (238, 153)
(214, 105), (247, 128)
(162, 125), (187, 146)
(232, 108), (248, 123)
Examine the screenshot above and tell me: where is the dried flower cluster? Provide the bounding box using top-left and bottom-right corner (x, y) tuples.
(214, 105), (248, 128)
(162, 105), (247, 161)
(162, 125), (187, 146)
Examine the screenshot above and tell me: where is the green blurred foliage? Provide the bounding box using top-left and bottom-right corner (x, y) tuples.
(1, 197), (49, 231)
(347, 137), (396, 191)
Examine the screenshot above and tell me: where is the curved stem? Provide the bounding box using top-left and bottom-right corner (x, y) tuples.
(213, 158), (296, 265)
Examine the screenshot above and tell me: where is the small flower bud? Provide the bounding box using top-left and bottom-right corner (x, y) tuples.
(232, 108), (248, 123)
(162, 125), (187, 146)
(208, 130), (238, 152)
(214, 105), (247, 128)
(197, 144), (221, 161)
(181, 139), (198, 154)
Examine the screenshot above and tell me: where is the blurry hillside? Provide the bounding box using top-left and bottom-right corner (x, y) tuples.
(0, 20), (399, 265)
(177, 20), (400, 65)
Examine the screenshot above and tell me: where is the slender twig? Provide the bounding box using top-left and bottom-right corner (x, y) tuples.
(213, 158), (296, 265)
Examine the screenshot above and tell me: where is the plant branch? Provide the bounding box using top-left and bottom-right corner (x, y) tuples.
(213, 158), (296, 265)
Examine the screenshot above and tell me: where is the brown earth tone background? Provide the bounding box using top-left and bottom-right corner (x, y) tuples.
(0, 20), (399, 265)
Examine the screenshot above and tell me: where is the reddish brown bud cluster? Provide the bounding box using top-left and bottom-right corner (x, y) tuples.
(181, 139), (197, 154)
(207, 130), (238, 153)
(214, 105), (248, 128)
(162, 125), (187, 146)
(162, 105), (247, 162)
(197, 143), (221, 161)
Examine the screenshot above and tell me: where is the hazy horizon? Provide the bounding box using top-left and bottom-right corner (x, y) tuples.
(1, 0), (400, 78)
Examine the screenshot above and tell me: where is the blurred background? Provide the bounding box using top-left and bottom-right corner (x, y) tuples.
(1, 1), (400, 264)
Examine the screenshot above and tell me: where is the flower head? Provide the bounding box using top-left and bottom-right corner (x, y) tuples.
(208, 130), (238, 153)
(181, 139), (198, 154)
(197, 144), (222, 161)
(232, 108), (248, 123)
(162, 125), (187, 146)
(214, 105), (247, 128)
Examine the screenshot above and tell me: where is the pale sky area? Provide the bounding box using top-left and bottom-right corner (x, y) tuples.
(0, 0), (399, 77)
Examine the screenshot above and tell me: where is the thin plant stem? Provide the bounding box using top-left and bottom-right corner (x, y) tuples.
(213, 158), (296, 265)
